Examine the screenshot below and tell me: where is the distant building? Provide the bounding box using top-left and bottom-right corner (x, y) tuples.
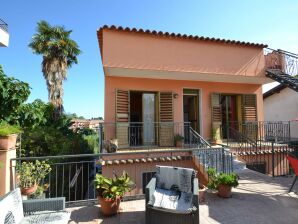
(263, 84), (298, 139)
(0, 19), (9, 47)
(71, 119), (103, 131)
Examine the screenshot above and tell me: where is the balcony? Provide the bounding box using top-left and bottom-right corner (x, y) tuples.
(0, 18), (9, 47)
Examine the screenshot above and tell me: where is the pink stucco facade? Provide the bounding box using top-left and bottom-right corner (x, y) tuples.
(104, 76), (264, 139)
(98, 27), (269, 139)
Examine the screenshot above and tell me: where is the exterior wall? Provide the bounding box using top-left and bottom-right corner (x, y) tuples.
(102, 30), (266, 78)
(105, 76), (264, 139)
(237, 152), (289, 176)
(0, 149), (16, 196)
(101, 151), (195, 196)
(264, 88), (298, 138)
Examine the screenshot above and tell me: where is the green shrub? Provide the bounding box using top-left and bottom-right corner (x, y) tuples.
(17, 160), (52, 188)
(0, 122), (21, 136)
(217, 173), (239, 187)
(94, 171), (134, 200)
(207, 168), (238, 189)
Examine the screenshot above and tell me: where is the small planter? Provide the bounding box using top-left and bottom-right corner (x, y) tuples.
(199, 185), (206, 203)
(21, 184), (38, 196)
(217, 184), (232, 198)
(0, 134), (18, 151)
(175, 140), (183, 148)
(98, 196), (121, 216)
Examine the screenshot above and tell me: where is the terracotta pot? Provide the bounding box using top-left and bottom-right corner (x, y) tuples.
(0, 134), (18, 151)
(217, 184), (232, 198)
(175, 140), (183, 147)
(21, 184), (38, 196)
(98, 196), (121, 216)
(199, 185), (206, 203)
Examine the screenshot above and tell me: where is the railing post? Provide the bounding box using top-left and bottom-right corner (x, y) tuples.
(188, 123), (191, 148)
(288, 121), (291, 142)
(222, 147), (225, 173)
(271, 141), (275, 178)
(99, 124), (103, 153)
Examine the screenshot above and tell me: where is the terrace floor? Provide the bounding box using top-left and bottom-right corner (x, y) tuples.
(67, 169), (298, 224)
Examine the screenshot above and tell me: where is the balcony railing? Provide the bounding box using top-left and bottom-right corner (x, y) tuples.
(0, 18), (8, 33)
(264, 48), (298, 76)
(97, 122), (210, 152)
(10, 147), (231, 204)
(222, 121), (298, 177)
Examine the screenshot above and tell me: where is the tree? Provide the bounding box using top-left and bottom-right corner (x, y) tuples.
(28, 21), (81, 118)
(0, 65), (30, 123)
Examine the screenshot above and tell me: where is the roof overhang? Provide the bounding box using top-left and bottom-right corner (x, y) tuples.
(104, 67), (272, 84)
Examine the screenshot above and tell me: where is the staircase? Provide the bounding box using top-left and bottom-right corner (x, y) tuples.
(266, 69), (298, 92)
(265, 48), (298, 92)
(223, 121), (295, 177)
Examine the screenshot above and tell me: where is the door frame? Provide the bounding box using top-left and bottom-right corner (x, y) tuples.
(182, 88), (202, 135)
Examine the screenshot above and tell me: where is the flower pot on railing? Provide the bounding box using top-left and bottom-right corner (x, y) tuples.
(0, 134), (18, 151)
(0, 122), (21, 151)
(174, 134), (184, 148)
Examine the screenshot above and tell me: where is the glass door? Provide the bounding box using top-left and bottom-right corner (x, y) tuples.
(142, 93), (155, 145)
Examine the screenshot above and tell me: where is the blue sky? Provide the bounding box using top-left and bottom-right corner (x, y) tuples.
(0, 0), (297, 118)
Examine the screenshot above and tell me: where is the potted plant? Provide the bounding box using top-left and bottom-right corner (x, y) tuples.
(29, 184), (49, 199)
(17, 160), (52, 195)
(207, 168), (238, 198)
(94, 171), (134, 216)
(174, 134), (184, 147)
(0, 122), (21, 151)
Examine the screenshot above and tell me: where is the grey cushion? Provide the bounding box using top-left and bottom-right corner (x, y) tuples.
(0, 188), (24, 224)
(155, 166), (196, 193)
(151, 188), (194, 212)
(20, 211), (70, 224)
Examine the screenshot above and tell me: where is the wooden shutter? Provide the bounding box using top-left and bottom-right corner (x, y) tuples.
(242, 94), (257, 141)
(115, 89), (129, 148)
(159, 92), (174, 146)
(242, 94), (257, 122)
(159, 92), (173, 122)
(211, 93), (222, 142)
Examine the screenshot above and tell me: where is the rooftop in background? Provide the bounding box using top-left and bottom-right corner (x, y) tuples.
(0, 18), (9, 47)
(0, 18), (8, 33)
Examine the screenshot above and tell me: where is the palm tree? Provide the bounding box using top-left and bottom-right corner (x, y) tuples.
(29, 20), (81, 117)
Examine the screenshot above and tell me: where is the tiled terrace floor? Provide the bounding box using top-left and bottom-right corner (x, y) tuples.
(67, 169), (298, 224)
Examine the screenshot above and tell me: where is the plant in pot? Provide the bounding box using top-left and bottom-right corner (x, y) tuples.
(17, 160), (51, 195)
(174, 134), (184, 147)
(0, 122), (21, 151)
(207, 168), (238, 198)
(28, 183), (49, 199)
(94, 171), (134, 216)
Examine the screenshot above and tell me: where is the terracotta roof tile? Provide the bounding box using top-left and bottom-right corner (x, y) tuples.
(97, 25), (268, 57)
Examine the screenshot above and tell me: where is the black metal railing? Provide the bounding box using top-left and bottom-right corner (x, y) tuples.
(222, 121), (298, 177)
(97, 122), (208, 152)
(10, 147), (229, 204)
(264, 48), (298, 76)
(194, 147), (233, 174)
(0, 18), (8, 32)
(11, 154), (100, 203)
